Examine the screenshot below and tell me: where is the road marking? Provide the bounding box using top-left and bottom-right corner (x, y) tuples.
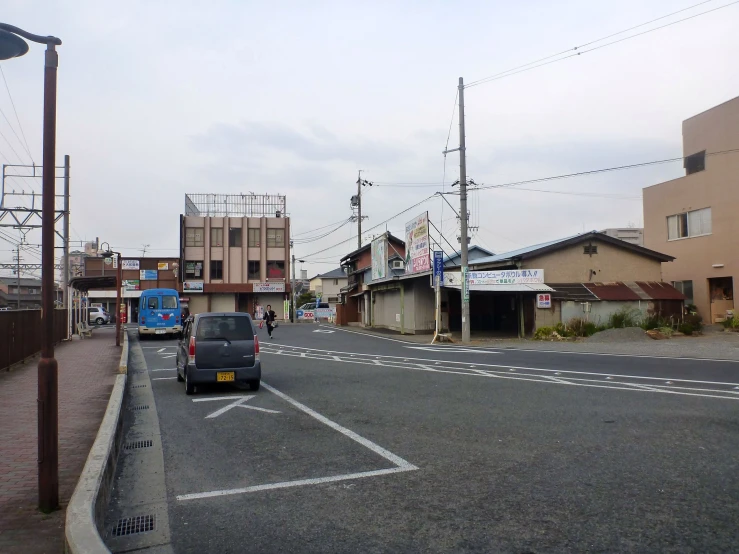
(161, 354), (176, 359)
(177, 382), (418, 502)
(157, 348), (166, 353)
(313, 329), (335, 334)
(192, 395), (281, 418)
(152, 377), (177, 381)
(142, 346), (177, 349)
(405, 346), (501, 354)
(318, 325), (417, 344)
(150, 368), (175, 372)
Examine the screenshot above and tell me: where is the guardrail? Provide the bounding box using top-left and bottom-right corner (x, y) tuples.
(0, 309), (68, 371)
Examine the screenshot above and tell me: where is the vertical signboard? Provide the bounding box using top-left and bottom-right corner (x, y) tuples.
(462, 266), (469, 302)
(404, 212), (431, 274)
(371, 235), (388, 281)
(433, 251), (444, 284)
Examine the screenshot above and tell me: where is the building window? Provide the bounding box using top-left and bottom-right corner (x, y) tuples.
(186, 228), (204, 247)
(210, 260), (223, 280)
(185, 260), (203, 278)
(248, 228), (260, 247)
(672, 280), (694, 305)
(248, 261), (260, 280)
(27, 288), (36, 294)
(684, 151), (705, 175)
(583, 245), (598, 255)
(211, 228), (223, 247)
(267, 260), (285, 278)
(267, 228), (284, 247)
(333, 279), (339, 286)
(667, 207), (711, 240)
(229, 227), (242, 247)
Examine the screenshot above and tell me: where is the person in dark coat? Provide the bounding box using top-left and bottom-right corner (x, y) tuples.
(263, 304), (276, 339)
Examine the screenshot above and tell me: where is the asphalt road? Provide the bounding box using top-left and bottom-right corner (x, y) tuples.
(131, 323), (739, 553)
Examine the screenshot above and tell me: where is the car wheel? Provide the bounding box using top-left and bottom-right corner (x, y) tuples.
(184, 370), (194, 395)
(95, 317), (104, 325)
(248, 380), (260, 392)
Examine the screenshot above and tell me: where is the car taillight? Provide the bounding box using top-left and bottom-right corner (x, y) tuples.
(141, 316), (145, 324)
(188, 336), (196, 363)
(175, 316), (180, 324)
(254, 335), (259, 359)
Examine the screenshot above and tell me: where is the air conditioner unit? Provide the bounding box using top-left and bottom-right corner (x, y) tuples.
(391, 260), (404, 269)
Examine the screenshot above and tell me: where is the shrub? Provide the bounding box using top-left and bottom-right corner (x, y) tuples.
(608, 307), (642, 329)
(678, 323), (694, 335)
(657, 326), (674, 338)
(641, 312), (670, 331)
(534, 326), (556, 340)
(683, 313), (703, 332)
(567, 317), (598, 337)
(731, 316), (739, 330)
(721, 318), (733, 329)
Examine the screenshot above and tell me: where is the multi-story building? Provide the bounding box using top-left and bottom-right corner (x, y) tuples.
(180, 193), (291, 319)
(0, 277), (63, 309)
(84, 256), (179, 320)
(599, 228), (644, 246)
(643, 95), (739, 323)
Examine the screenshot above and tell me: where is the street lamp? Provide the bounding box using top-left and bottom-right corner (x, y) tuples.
(0, 22), (62, 514)
(100, 243), (122, 347)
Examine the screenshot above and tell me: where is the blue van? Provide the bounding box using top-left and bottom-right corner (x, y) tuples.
(138, 288), (182, 338)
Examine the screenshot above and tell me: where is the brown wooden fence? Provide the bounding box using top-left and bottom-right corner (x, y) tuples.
(0, 309), (68, 372)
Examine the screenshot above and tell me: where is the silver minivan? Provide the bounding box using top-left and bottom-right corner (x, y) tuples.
(88, 307), (110, 325)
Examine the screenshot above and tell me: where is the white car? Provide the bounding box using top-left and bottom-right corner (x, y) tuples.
(88, 307), (110, 325)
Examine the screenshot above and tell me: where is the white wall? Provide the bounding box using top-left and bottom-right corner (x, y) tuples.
(211, 294), (236, 312)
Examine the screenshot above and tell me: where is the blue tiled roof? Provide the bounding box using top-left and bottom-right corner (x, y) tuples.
(470, 232), (591, 265)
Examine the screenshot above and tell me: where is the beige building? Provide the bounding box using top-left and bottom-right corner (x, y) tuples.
(180, 194), (291, 318)
(599, 228), (644, 246)
(308, 268), (347, 308)
(643, 96), (739, 323)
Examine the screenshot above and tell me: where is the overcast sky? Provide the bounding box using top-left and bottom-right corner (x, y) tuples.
(1, 0), (737, 278)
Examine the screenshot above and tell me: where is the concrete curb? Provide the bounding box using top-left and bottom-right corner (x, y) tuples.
(65, 331), (130, 553)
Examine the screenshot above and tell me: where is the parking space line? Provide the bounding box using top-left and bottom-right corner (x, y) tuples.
(152, 377), (177, 381)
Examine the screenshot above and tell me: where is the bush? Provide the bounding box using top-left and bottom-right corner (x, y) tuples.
(567, 317), (598, 337)
(641, 312), (670, 331)
(683, 313), (703, 332)
(658, 326), (674, 338)
(534, 326), (556, 340)
(678, 323), (694, 335)
(608, 307), (642, 329)
(721, 318), (733, 328)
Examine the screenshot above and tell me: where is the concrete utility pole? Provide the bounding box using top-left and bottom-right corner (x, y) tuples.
(15, 246), (21, 309)
(458, 77), (470, 343)
(61, 155), (69, 308)
(356, 170), (362, 249)
(291, 249), (296, 323)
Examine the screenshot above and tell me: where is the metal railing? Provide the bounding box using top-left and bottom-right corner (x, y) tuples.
(0, 309), (68, 371)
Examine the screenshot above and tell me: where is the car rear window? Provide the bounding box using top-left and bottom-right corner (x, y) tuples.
(162, 295), (178, 309)
(196, 316), (254, 341)
(146, 296), (159, 310)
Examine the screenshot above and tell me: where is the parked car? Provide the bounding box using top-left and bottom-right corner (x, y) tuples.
(88, 307), (110, 325)
(176, 312), (261, 395)
(298, 302), (330, 310)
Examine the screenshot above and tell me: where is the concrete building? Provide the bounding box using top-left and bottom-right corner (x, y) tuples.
(0, 277), (57, 309)
(180, 193), (291, 319)
(309, 268), (348, 308)
(643, 95), (739, 323)
(599, 228), (644, 246)
(84, 256), (179, 321)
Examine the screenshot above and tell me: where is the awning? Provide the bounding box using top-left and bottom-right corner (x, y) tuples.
(348, 289), (366, 298)
(68, 276), (117, 292)
(445, 283), (554, 292)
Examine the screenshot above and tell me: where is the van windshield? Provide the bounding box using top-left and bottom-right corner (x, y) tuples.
(162, 295), (178, 309)
(196, 316), (253, 341)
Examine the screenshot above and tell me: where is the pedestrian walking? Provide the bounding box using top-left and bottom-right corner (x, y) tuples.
(263, 304), (277, 339)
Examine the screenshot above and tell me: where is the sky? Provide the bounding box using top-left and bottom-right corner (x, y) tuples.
(0, 0), (737, 279)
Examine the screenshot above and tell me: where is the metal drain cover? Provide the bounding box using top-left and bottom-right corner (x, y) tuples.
(132, 384), (148, 389)
(130, 405), (150, 411)
(125, 439), (153, 450)
(111, 514), (155, 537)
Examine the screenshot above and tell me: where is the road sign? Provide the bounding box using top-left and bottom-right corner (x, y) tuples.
(433, 251), (444, 283)
(462, 267), (469, 301)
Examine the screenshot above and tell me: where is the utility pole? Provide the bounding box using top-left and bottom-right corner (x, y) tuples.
(356, 170), (362, 249)
(291, 249), (296, 323)
(15, 246), (21, 309)
(61, 155), (69, 308)
(458, 76), (470, 343)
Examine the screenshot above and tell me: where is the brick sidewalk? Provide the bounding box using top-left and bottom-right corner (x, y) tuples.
(0, 328), (119, 554)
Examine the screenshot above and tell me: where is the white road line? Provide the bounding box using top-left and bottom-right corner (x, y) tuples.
(150, 368), (176, 372)
(176, 467), (413, 501)
(157, 348), (166, 353)
(262, 382), (417, 470)
(318, 325), (417, 344)
(161, 354), (177, 359)
(236, 405), (281, 414)
(141, 346), (177, 349)
(192, 395), (254, 402)
(152, 377), (177, 381)
(204, 397), (254, 419)
(262, 346), (739, 387)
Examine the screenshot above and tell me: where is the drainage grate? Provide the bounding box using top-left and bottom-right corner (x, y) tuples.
(111, 514), (155, 537)
(125, 439), (153, 450)
(130, 405), (150, 411)
(132, 384), (148, 389)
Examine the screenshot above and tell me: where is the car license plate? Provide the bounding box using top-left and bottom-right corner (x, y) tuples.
(216, 372), (235, 382)
(155, 329), (166, 335)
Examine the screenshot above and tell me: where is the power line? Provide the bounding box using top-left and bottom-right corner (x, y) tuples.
(292, 219), (353, 244)
(292, 218), (352, 237)
(465, 0), (738, 88)
(300, 195), (436, 260)
(0, 65), (35, 163)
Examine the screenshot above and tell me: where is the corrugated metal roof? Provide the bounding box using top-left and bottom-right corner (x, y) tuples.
(584, 282), (641, 301)
(636, 281), (686, 300)
(583, 281), (685, 301)
(549, 283), (600, 302)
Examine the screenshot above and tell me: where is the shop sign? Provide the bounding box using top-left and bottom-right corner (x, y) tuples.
(433, 251), (444, 285)
(536, 293), (552, 309)
(122, 279), (140, 291)
(183, 281), (204, 293)
(122, 260), (140, 270)
(404, 211), (431, 274)
(140, 269), (158, 280)
(468, 269), (545, 285)
(157, 262), (169, 271)
(253, 282), (285, 293)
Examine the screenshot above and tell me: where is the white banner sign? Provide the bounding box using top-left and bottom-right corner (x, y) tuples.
(404, 211), (431, 274)
(444, 269), (545, 286)
(537, 293), (552, 308)
(122, 259), (140, 270)
(183, 281), (204, 293)
(253, 282), (285, 293)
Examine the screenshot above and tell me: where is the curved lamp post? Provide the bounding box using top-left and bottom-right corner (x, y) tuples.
(100, 242), (123, 347)
(0, 23), (62, 513)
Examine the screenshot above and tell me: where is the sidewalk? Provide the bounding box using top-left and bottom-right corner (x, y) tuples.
(0, 328), (119, 554)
